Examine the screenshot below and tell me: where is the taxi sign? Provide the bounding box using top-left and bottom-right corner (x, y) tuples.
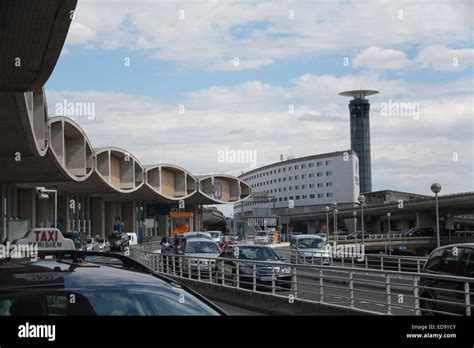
(13, 228), (75, 251)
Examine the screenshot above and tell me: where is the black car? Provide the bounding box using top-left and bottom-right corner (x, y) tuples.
(107, 232), (130, 251)
(403, 227), (435, 237)
(216, 244), (293, 291)
(419, 243), (474, 315)
(0, 251), (225, 316)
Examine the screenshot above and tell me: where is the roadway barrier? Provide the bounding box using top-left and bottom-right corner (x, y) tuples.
(130, 244), (473, 316)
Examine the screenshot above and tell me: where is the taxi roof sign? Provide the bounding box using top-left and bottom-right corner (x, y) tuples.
(13, 228), (75, 251)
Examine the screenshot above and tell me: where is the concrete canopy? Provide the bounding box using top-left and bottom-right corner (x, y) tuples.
(185, 174), (251, 205)
(0, 0), (77, 92)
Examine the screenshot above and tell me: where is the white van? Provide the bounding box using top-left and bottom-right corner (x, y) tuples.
(127, 232), (138, 246)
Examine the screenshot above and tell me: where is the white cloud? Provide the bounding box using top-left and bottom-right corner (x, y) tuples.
(46, 72), (474, 194)
(352, 47), (410, 70)
(65, 0), (473, 71)
(415, 45), (474, 71)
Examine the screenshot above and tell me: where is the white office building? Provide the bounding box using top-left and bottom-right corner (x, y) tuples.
(237, 150), (360, 212)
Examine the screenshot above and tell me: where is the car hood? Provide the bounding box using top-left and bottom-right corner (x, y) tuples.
(296, 247), (329, 253)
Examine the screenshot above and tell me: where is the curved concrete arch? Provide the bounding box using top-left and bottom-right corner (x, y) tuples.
(0, 0), (78, 92)
(185, 174), (251, 205)
(48, 116), (94, 181)
(145, 164), (198, 201)
(0, 88), (48, 159)
(93, 147), (145, 193)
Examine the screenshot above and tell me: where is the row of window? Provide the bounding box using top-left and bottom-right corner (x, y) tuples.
(242, 192), (334, 206)
(243, 160), (333, 181)
(248, 172), (333, 188)
(258, 182), (333, 193)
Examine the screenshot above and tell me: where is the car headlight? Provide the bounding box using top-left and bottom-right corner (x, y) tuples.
(280, 267), (291, 274)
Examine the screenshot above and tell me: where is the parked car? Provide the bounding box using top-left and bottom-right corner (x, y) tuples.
(403, 227), (435, 237)
(85, 236), (98, 252)
(216, 244), (292, 291)
(254, 231), (272, 245)
(289, 234), (331, 264)
(179, 238), (220, 277)
(127, 232), (138, 246)
(95, 236), (111, 252)
(108, 232), (130, 252)
(208, 231), (222, 244)
(419, 243), (474, 315)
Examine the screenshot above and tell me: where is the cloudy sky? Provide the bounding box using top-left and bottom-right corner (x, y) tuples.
(45, 0), (473, 212)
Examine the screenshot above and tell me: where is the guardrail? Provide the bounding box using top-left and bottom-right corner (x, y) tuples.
(328, 233), (404, 241)
(130, 244), (472, 316)
(274, 248), (428, 274)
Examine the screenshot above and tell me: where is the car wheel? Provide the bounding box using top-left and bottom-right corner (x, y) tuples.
(420, 293), (436, 316)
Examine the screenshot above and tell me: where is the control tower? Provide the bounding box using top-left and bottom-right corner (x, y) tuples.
(339, 90), (379, 193)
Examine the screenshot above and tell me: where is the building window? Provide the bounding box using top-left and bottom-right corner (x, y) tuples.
(326, 182), (332, 187)
(294, 165), (299, 169)
(301, 164), (306, 168)
(302, 195), (307, 199)
(302, 185), (307, 189)
(279, 188), (281, 192)
(301, 174), (306, 179)
(295, 185), (299, 189)
(326, 160), (332, 165)
(327, 192), (333, 197)
(289, 177), (292, 181)
(309, 173), (315, 178)
(295, 196), (300, 200)
(317, 161), (322, 166)
(284, 197), (288, 201)
(278, 178), (281, 182)
(317, 183), (323, 188)
(278, 169), (281, 173)
(288, 167), (292, 171)
(318, 193), (324, 198)
(289, 186), (292, 191)
(309, 184), (314, 188)
(283, 178), (286, 182)
(279, 197), (282, 201)
(289, 196), (294, 200)
(317, 172), (323, 177)
(310, 194), (315, 198)
(283, 187), (286, 191)
(283, 168), (286, 172)
(326, 171), (332, 176)
(295, 175), (299, 180)
(309, 163), (314, 167)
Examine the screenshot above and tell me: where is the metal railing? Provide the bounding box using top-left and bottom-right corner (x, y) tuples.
(130, 244), (472, 316)
(273, 248), (427, 274)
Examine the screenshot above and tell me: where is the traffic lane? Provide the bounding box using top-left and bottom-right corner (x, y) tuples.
(292, 269), (415, 315)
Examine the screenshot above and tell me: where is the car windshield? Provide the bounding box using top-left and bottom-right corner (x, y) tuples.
(297, 238), (325, 249)
(108, 234), (121, 242)
(239, 247), (279, 261)
(256, 232), (268, 237)
(209, 232), (220, 239)
(185, 241), (219, 254)
(96, 237), (104, 243)
(0, 287), (220, 316)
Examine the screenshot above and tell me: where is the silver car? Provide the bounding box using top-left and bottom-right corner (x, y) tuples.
(180, 238), (220, 277)
(290, 235), (331, 265)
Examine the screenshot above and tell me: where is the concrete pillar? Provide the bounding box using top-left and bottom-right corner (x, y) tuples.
(91, 197), (105, 237)
(307, 221), (316, 234)
(416, 212), (434, 228)
(372, 216), (381, 233)
(18, 189), (36, 229)
(122, 201), (136, 233)
(158, 214), (169, 237)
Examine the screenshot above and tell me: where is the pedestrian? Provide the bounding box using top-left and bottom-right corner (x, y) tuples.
(160, 237), (171, 273)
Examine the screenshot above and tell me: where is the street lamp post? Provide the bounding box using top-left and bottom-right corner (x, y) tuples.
(330, 202), (337, 246)
(358, 195), (366, 247)
(431, 183), (442, 248)
(387, 212), (391, 255)
(352, 211), (357, 233)
(325, 206), (330, 239)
